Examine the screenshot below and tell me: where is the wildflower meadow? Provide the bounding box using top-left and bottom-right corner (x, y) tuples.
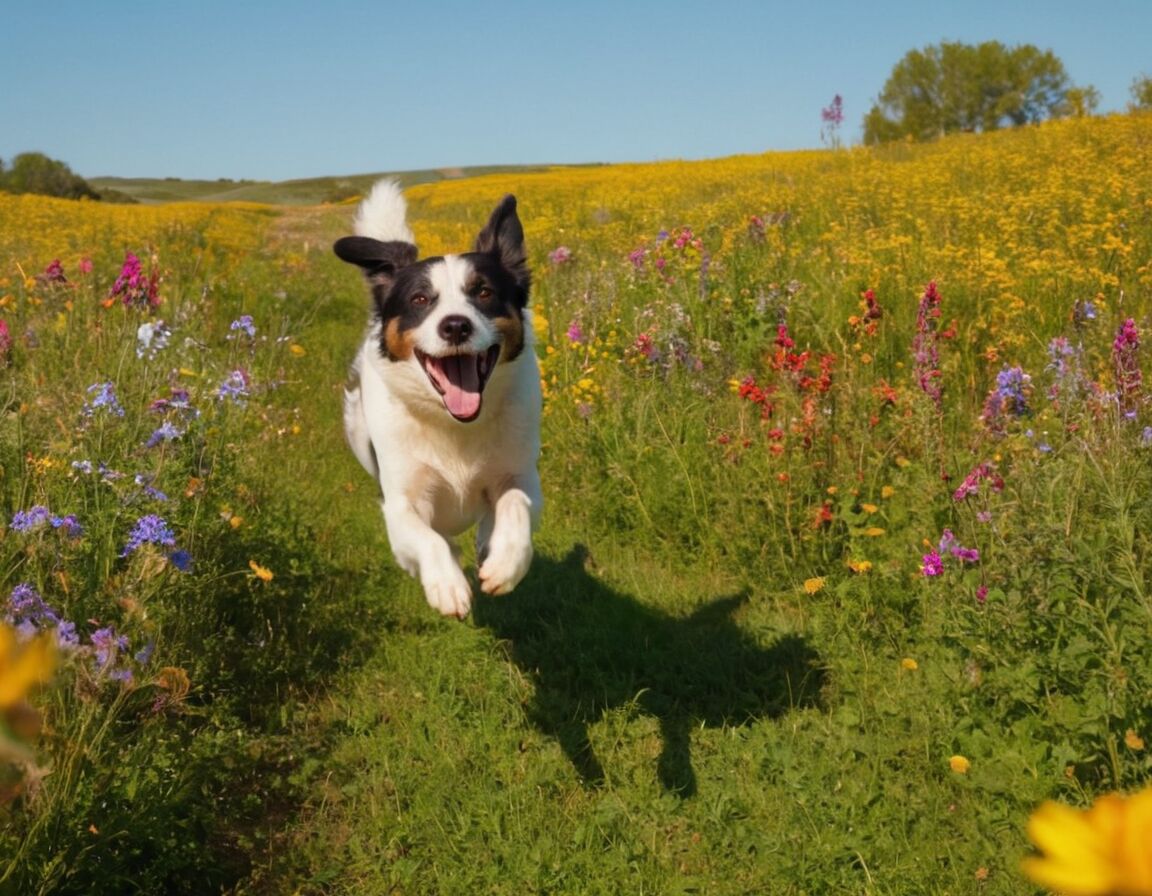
(3, 112), (1152, 894)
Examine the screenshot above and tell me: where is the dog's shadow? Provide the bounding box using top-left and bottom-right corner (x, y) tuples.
(473, 545), (825, 796)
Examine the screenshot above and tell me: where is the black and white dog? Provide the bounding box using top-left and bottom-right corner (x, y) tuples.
(334, 181), (542, 617)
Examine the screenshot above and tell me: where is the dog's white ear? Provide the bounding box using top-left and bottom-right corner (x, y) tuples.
(334, 236), (417, 288)
(475, 196), (529, 287)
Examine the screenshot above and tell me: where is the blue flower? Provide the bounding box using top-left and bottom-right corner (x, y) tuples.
(83, 382), (126, 417)
(229, 315), (257, 339)
(145, 421), (184, 448)
(11, 506), (51, 532)
(216, 369), (250, 404)
(122, 514), (177, 556)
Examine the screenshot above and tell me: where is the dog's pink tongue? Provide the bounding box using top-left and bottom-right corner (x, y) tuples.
(438, 355), (482, 420)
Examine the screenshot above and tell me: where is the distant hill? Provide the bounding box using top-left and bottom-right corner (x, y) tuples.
(88, 164), (586, 205)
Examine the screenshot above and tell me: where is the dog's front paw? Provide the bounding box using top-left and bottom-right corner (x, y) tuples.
(478, 535), (533, 596)
(421, 564), (473, 618)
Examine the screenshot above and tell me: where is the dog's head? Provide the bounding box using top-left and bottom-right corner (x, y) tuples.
(335, 193), (531, 423)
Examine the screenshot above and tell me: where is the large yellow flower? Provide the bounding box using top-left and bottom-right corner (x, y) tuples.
(0, 625), (56, 710)
(1023, 786), (1152, 895)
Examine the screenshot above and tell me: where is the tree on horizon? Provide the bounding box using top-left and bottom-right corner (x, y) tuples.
(863, 40), (1086, 144)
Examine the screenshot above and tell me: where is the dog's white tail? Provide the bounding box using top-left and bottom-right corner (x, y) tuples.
(353, 179), (416, 244)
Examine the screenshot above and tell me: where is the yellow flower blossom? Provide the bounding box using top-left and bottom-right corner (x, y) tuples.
(1125, 730), (1145, 751)
(881, 485), (896, 499)
(860, 503), (879, 514)
(249, 560), (274, 582)
(0, 625), (56, 710)
(863, 527), (886, 537)
(802, 577), (825, 595)
(949, 755), (971, 774)
(901, 657), (918, 671)
(847, 559), (872, 574)
(1023, 786), (1152, 896)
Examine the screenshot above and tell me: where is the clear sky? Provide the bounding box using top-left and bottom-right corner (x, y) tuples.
(2, 0), (1149, 182)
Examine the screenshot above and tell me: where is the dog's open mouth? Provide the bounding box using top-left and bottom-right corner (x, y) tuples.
(416, 346), (501, 422)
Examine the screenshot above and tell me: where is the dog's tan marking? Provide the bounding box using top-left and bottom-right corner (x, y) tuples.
(492, 314), (525, 362)
(384, 318), (416, 361)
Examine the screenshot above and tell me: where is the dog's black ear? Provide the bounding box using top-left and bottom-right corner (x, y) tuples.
(333, 237), (418, 288)
(474, 195), (529, 288)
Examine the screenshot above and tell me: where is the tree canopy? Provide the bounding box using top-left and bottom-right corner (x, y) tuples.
(0, 152), (99, 200)
(863, 41), (1082, 144)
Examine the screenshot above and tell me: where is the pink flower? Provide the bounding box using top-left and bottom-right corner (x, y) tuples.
(549, 246), (572, 265)
(0, 318), (10, 365)
(921, 551), (944, 577)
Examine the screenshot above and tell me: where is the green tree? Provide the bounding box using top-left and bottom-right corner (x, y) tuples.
(1130, 74), (1152, 111)
(863, 41), (1078, 144)
(0, 152), (99, 200)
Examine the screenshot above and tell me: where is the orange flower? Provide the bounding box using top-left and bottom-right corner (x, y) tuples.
(1023, 786), (1152, 895)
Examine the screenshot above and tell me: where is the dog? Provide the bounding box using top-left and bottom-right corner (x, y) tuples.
(334, 180), (542, 618)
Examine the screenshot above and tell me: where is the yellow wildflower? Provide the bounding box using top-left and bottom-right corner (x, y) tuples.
(0, 625), (56, 710)
(860, 503), (879, 514)
(1023, 786), (1152, 896)
(881, 485), (896, 499)
(863, 527), (886, 537)
(1125, 730), (1145, 751)
(289, 343), (306, 357)
(901, 657), (918, 671)
(249, 560), (274, 582)
(949, 755), (971, 774)
(802, 577), (825, 595)
(847, 559), (872, 574)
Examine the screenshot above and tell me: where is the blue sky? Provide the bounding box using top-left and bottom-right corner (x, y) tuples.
(2, 0), (1149, 181)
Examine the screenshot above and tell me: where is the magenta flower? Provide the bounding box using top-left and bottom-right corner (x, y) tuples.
(912, 282), (943, 408)
(1113, 318), (1142, 416)
(109, 251), (161, 309)
(549, 246), (572, 265)
(921, 551), (944, 577)
(0, 318), (10, 365)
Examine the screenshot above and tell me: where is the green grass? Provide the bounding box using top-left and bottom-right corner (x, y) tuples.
(4, 116), (1152, 895)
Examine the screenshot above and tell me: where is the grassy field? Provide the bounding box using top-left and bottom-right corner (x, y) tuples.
(88, 164), (588, 206)
(2, 112), (1152, 894)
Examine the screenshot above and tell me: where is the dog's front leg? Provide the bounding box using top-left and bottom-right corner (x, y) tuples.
(382, 499), (472, 618)
(478, 474), (541, 596)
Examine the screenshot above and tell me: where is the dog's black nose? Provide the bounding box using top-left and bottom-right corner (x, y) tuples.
(438, 315), (473, 345)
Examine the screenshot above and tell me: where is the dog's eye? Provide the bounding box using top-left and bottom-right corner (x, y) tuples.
(476, 286), (493, 301)
(411, 294), (429, 306)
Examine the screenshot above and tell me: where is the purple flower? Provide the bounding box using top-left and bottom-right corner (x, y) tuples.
(50, 514), (84, 538)
(122, 514), (176, 556)
(84, 381), (126, 418)
(11, 506), (52, 532)
(229, 315), (257, 339)
(145, 421), (184, 448)
(10, 507), (82, 538)
(0, 318), (11, 365)
(134, 473), (169, 502)
(6, 583), (77, 648)
(921, 551), (944, 577)
(821, 94), (844, 126)
(566, 321), (584, 344)
(216, 369), (250, 404)
(912, 282), (943, 408)
(91, 625), (132, 681)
